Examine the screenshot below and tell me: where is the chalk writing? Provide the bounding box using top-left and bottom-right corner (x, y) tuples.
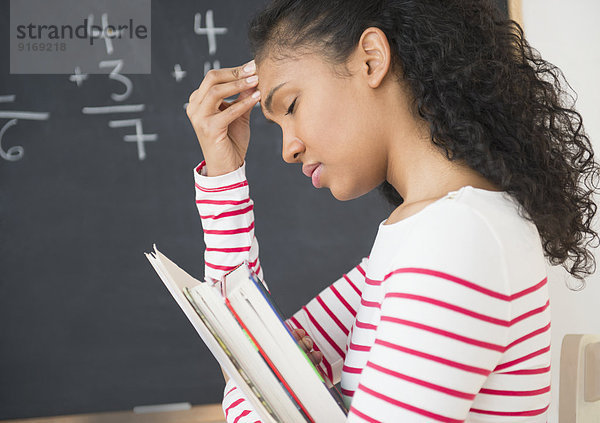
(69, 66), (89, 87)
(108, 118), (157, 161)
(203, 60), (221, 76)
(75, 12), (158, 161)
(0, 95), (50, 162)
(194, 10), (227, 56)
(172, 64), (187, 82)
(83, 105), (145, 114)
(100, 60), (132, 102)
(87, 13), (124, 55)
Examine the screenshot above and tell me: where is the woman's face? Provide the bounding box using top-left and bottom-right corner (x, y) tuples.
(256, 54), (389, 201)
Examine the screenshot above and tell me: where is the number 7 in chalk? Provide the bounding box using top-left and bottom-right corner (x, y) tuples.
(108, 118), (157, 161)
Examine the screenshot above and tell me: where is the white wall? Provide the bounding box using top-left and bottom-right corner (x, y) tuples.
(521, 1), (600, 421)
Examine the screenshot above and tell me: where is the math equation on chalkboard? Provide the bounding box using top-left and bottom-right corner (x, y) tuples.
(2, 6), (231, 163)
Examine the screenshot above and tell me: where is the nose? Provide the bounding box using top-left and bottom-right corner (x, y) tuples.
(282, 131), (305, 164)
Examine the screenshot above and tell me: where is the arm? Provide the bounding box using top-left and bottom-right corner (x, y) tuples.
(194, 160), (264, 422)
(346, 203), (512, 422)
(186, 61), (266, 422)
(195, 161), (368, 421)
(284, 258), (368, 385)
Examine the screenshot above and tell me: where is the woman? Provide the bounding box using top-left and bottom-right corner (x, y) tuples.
(186, 0), (599, 421)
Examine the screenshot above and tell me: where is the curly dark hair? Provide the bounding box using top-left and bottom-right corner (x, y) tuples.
(248, 0), (600, 287)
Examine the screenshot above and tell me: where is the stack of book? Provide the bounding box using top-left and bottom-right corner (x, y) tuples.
(145, 245), (348, 423)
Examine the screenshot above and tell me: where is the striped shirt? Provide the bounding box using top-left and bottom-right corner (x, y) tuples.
(194, 161), (551, 422)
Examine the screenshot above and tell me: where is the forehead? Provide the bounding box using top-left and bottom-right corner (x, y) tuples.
(256, 55), (338, 115)
(256, 54), (335, 90)
(256, 56), (296, 85)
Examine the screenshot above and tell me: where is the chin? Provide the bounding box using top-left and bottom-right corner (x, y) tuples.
(329, 185), (370, 202)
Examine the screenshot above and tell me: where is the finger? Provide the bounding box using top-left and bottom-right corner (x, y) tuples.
(220, 366), (230, 383)
(235, 86), (256, 102)
(235, 87), (259, 120)
(310, 351), (323, 365)
(292, 328), (306, 341)
(220, 85), (256, 110)
(299, 339), (310, 353)
(213, 90), (260, 127)
(302, 336), (313, 351)
(218, 100), (232, 112)
(199, 76), (258, 114)
(195, 60), (256, 103)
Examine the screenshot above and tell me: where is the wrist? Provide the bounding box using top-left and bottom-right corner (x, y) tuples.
(204, 160), (243, 177)
(194, 160), (247, 184)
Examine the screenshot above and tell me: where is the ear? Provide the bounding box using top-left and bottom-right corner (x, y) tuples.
(356, 27), (392, 88)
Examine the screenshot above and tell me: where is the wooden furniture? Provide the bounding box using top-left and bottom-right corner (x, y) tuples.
(508, 0), (523, 27)
(560, 334), (600, 423)
(1, 404), (225, 423)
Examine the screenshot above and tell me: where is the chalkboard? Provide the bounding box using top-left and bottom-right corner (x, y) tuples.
(0, 0), (510, 419)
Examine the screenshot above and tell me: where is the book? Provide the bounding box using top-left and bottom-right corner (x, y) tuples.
(145, 245), (349, 423)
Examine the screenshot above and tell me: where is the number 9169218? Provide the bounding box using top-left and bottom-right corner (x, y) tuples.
(17, 42), (66, 52)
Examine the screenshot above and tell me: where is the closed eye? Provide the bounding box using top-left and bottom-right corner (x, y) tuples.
(285, 98), (297, 116)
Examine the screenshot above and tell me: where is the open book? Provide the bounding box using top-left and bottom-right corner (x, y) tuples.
(145, 245), (348, 423)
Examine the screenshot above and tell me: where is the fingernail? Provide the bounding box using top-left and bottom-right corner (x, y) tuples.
(243, 60), (256, 75)
(246, 75), (258, 84)
(252, 90), (260, 99)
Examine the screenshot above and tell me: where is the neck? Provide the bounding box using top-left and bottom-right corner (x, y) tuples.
(382, 102), (500, 205)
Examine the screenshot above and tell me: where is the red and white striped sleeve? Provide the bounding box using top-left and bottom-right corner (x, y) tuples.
(194, 161), (368, 422)
(194, 160), (264, 284)
(285, 259), (368, 386)
(347, 205), (515, 422)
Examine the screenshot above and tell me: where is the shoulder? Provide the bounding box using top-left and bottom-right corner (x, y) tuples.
(400, 199), (502, 258)
(384, 199), (509, 293)
(412, 198), (497, 234)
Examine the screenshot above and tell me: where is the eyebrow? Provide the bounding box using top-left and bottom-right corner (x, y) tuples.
(264, 81), (288, 115)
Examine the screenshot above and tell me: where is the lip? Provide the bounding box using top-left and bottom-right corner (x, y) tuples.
(302, 163), (321, 178)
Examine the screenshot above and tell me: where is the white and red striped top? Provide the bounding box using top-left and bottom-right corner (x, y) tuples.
(194, 161), (551, 423)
